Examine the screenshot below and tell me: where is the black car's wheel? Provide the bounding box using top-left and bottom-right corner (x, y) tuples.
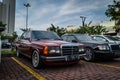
(84, 48), (95, 61)
(32, 50), (43, 68)
(16, 49), (22, 58)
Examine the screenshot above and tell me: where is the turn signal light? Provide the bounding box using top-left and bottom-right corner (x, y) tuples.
(44, 46), (48, 55)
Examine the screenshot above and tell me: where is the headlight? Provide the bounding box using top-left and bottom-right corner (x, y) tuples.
(79, 47), (85, 52)
(49, 46), (61, 54)
(97, 45), (109, 50)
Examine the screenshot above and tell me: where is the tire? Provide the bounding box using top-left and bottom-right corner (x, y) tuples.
(32, 50), (43, 68)
(16, 49), (22, 58)
(84, 48), (95, 61)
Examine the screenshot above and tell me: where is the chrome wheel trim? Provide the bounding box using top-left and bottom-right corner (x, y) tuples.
(32, 51), (40, 68)
(16, 49), (19, 57)
(84, 48), (93, 61)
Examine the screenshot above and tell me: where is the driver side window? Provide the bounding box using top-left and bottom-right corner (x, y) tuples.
(94, 36), (107, 42)
(67, 36), (76, 42)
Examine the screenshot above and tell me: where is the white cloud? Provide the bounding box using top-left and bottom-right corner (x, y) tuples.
(15, 0), (113, 35)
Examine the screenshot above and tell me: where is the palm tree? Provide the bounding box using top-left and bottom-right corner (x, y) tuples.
(47, 24), (66, 36)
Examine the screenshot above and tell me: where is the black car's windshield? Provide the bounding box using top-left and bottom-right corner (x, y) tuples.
(32, 31), (61, 40)
(75, 34), (93, 41)
(105, 35), (120, 41)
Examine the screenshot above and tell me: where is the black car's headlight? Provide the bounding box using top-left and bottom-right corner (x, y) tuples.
(49, 46), (61, 54)
(97, 45), (109, 50)
(79, 48), (85, 52)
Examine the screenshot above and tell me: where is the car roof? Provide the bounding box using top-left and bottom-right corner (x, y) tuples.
(63, 34), (88, 36)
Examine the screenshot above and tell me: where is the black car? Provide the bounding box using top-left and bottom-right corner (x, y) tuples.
(1, 40), (11, 48)
(61, 34), (120, 61)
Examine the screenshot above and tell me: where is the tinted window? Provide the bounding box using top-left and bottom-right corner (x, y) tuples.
(31, 31), (61, 40)
(93, 36), (107, 42)
(75, 34), (93, 41)
(25, 31), (31, 39)
(67, 36), (76, 42)
(61, 36), (67, 41)
(20, 33), (26, 39)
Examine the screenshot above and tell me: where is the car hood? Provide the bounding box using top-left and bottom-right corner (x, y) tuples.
(109, 40), (120, 44)
(80, 40), (108, 45)
(32, 40), (81, 46)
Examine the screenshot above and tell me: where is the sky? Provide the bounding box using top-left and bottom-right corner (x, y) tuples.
(15, 0), (113, 35)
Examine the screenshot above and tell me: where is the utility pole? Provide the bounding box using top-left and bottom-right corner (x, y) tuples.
(24, 3), (30, 30)
(80, 16), (86, 34)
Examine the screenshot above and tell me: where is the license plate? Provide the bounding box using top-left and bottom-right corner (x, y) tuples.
(66, 55), (78, 61)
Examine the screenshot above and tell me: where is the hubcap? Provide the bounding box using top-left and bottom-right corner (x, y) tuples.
(32, 51), (39, 67)
(16, 50), (19, 57)
(84, 49), (92, 61)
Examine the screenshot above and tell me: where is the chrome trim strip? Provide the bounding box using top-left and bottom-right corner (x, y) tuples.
(41, 54), (86, 61)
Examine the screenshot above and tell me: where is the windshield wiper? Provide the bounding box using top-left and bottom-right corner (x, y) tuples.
(54, 38), (62, 40)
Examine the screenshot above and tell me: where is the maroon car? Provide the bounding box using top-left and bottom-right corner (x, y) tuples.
(16, 30), (85, 68)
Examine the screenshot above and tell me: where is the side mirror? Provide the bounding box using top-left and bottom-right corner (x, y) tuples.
(72, 40), (78, 43)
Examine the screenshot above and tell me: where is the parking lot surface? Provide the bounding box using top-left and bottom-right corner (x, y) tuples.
(0, 57), (120, 80)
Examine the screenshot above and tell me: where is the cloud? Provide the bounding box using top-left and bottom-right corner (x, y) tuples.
(15, 0), (113, 35)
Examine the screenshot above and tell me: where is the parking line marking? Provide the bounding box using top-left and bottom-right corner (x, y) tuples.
(81, 60), (120, 70)
(11, 57), (46, 80)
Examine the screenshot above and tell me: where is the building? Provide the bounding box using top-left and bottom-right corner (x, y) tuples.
(100, 20), (116, 35)
(0, 0), (15, 34)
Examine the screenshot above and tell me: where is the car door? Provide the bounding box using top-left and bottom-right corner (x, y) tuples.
(18, 32), (27, 54)
(22, 31), (32, 57)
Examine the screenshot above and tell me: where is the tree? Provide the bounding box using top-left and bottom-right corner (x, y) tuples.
(47, 24), (66, 36)
(20, 28), (30, 32)
(66, 25), (108, 35)
(105, 0), (120, 20)
(0, 21), (6, 33)
(47, 24), (56, 32)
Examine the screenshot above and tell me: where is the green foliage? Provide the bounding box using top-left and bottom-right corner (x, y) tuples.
(47, 24), (66, 36)
(20, 28), (30, 32)
(105, 0), (120, 20)
(1, 32), (18, 42)
(2, 49), (16, 55)
(0, 21), (6, 33)
(66, 25), (108, 35)
(0, 21), (6, 27)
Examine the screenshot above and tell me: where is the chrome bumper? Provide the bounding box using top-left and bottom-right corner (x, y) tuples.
(41, 54), (86, 61)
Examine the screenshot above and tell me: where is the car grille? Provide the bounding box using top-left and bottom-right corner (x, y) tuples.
(110, 45), (120, 50)
(61, 45), (79, 56)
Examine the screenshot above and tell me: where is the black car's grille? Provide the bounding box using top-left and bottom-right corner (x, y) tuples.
(62, 46), (79, 56)
(111, 45), (120, 50)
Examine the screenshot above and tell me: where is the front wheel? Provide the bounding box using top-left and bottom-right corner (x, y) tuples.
(16, 49), (22, 58)
(32, 50), (44, 68)
(83, 48), (95, 61)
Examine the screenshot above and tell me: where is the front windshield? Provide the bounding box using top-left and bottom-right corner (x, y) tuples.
(105, 35), (120, 41)
(75, 34), (93, 41)
(32, 31), (61, 40)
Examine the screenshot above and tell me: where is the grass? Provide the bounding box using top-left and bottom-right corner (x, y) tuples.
(1, 48), (16, 55)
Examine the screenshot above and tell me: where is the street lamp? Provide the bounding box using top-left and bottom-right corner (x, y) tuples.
(80, 16), (86, 33)
(24, 3), (31, 30)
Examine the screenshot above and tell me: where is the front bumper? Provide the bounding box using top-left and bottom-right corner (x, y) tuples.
(41, 54), (86, 62)
(112, 50), (120, 58)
